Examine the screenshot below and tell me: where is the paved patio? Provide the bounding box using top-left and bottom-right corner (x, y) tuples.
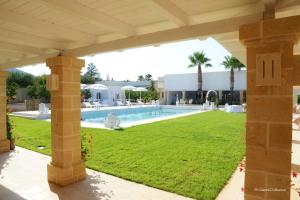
(0, 147), (192, 200)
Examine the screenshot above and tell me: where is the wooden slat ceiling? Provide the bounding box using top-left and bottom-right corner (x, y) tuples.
(0, 0), (299, 69)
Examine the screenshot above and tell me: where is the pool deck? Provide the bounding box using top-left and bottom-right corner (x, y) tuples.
(10, 105), (207, 129)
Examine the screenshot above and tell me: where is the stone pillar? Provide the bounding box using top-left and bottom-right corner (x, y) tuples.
(218, 90), (222, 101)
(0, 71), (9, 153)
(239, 90), (244, 104)
(182, 91), (186, 102)
(46, 56), (86, 186)
(240, 16), (299, 199)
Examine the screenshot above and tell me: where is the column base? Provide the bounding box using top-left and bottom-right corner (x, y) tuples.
(0, 139), (10, 153)
(47, 161), (86, 186)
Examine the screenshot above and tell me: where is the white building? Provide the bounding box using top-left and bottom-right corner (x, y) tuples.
(88, 80), (151, 106)
(157, 71), (246, 105)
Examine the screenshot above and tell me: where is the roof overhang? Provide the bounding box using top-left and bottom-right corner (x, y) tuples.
(0, 0), (299, 69)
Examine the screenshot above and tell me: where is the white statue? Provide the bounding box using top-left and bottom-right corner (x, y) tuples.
(210, 102), (215, 110)
(104, 112), (120, 129)
(38, 103), (49, 114)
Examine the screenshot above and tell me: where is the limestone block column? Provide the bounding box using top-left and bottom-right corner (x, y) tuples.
(239, 16), (300, 199)
(0, 71), (9, 153)
(46, 56), (86, 186)
(239, 90), (244, 104)
(218, 90), (222, 101)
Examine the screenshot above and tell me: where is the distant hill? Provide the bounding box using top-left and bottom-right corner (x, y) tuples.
(7, 68), (29, 74)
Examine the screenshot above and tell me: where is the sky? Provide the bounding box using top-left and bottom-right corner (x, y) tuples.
(18, 37), (231, 81)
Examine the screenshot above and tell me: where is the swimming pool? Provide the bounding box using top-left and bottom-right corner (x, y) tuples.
(81, 106), (201, 126)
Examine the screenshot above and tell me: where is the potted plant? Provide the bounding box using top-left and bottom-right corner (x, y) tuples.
(6, 112), (15, 150)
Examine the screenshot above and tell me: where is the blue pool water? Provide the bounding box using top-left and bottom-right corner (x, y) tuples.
(81, 106), (199, 124)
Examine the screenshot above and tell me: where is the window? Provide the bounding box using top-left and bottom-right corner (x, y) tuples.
(96, 92), (101, 100)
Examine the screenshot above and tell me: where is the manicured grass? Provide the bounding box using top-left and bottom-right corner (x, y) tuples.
(11, 111), (245, 200)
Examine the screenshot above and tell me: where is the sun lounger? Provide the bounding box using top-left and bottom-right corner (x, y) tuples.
(126, 100), (131, 106)
(83, 102), (94, 108)
(93, 101), (102, 108)
(179, 99), (185, 104)
(137, 99), (144, 105)
(116, 100), (124, 106)
(155, 100), (160, 106)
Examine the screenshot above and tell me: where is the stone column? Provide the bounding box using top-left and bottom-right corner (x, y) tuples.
(240, 17), (298, 199)
(46, 56), (86, 186)
(218, 90), (222, 101)
(239, 90), (244, 104)
(0, 71), (9, 153)
(182, 90), (186, 104)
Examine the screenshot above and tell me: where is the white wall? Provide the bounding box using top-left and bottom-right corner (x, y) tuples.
(164, 71), (246, 91)
(90, 86), (125, 105)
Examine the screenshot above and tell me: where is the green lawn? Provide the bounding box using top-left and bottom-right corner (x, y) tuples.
(11, 111), (245, 200)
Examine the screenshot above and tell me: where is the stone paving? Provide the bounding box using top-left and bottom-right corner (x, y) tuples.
(0, 147), (192, 200)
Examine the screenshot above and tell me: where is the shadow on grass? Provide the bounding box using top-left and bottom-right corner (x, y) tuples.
(114, 128), (125, 131)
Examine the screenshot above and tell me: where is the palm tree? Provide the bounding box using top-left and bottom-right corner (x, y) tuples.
(187, 51), (212, 103)
(221, 55), (245, 104)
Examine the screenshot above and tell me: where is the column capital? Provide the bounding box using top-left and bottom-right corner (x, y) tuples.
(46, 55), (84, 70)
(239, 15), (300, 46)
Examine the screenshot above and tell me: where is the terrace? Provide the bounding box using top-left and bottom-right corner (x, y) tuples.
(0, 1), (300, 200)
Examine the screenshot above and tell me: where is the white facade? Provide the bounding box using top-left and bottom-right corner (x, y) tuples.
(163, 71), (246, 91)
(88, 80), (151, 105)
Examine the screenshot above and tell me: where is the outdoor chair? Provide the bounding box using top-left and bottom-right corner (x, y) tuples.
(83, 102), (94, 108)
(125, 100), (132, 106)
(137, 99), (144, 105)
(116, 100), (124, 106)
(93, 101), (102, 108)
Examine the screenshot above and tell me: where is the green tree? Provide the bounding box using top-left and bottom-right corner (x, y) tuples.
(81, 75), (95, 84)
(137, 75), (145, 81)
(145, 74), (152, 81)
(81, 89), (92, 101)
(84, 63), (101, 79)
(187, 51), (212, 103)
(6, 82), (18, 102)
(27, 75), (50, 102)
(147, 80), (156, 91)
(81, 62), (101, 84)
(221, 55), (245, 103)
(7, 72), (34, 88)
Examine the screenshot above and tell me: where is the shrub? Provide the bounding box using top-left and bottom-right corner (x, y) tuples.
(125, 90), (158, 102)
(81, 133), (93, 161)
(27, 75), (50, 102)
(6, 112), (16, 150)
(81, 89), (92, 101)
(7, 82), (18, 102)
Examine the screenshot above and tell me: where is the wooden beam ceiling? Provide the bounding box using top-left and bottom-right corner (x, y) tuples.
(40, 0), (136, 36)
(0, 41), (50, 55)
(151, 0), (189, 26)
(0, 13), (261, 69)
(0, 8), (97, 43)
(0, 28), (67, 50)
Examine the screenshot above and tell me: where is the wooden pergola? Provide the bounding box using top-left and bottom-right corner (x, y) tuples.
(0, 0), (300, 199)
